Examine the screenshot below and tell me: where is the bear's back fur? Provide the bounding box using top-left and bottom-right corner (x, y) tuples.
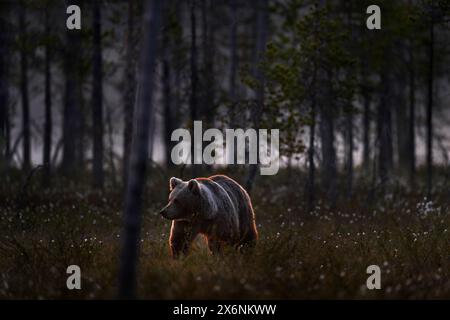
(203, 175), (258, 245)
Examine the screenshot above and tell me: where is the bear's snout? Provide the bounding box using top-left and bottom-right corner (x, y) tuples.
(160, 204), (176, 220)
(159, 206), (169, 219)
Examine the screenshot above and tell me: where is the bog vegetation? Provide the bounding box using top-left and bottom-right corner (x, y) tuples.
(0, 0), (450, 299)
(1, 167), (449, 299)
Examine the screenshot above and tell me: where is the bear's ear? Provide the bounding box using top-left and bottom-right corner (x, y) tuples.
(169, 177), (183, 191)
(188, 179), (200, 195)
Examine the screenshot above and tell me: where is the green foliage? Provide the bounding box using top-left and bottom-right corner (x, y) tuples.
(242, 1), (357, 158)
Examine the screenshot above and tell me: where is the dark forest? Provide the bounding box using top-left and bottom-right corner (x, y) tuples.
(0, 0), (450, 299)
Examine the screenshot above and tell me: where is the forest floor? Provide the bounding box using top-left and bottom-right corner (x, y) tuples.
(0, 168), (449, 299)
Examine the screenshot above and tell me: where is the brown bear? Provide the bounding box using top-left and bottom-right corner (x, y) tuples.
(159, 174), (258, 257)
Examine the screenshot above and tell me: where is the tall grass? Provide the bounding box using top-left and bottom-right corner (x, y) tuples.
(0, 167), (449, 299)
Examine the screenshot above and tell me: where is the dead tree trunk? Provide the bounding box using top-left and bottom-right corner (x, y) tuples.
(118, 0), (162, 299)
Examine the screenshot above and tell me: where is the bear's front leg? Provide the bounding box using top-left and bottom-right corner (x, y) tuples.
(169, 220), (196, 258)
(207, 238), (223, 255)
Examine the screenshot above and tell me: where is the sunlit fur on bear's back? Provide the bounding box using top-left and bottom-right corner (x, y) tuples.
(195, 176), (239, 227)
(206, 175), (258, 244)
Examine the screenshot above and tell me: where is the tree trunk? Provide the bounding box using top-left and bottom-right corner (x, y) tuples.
(319, 91), (337, 208)
(345, 1), (353, 199)
(306, 66), (316, 213)
(245, 0), (268, 193)
(42, 5), (52, 188)
(62, 73), (76, 174)
(229, 0), (238, 126)
(62, 0), (82, 175)
(0, 2), (10, 171)
(5, 100), (10, 166)
(317, 2), (337, 208)
(123, 0), (137, 186)
(92, 0), (104, 189)
(345, 110), (353, 198)
(162, 1), (174, 169)
(361, 59), (371, 176)
(106, 103), (117, 188)
(190, 0), (199, 177)
(377, 69), (393, 187)
(173, 1), (182, 148)
(19, 1), (31, 172)
(118, 0), (162, 299)
(306, 9), (319, 213)
(408, 38), (416, 188)
(201, 0), (215, 126)
(317, 16), (338, 210)
(394, 73), (408, 173)
(426, 17), (434, 198)
(75, 83), (86, 168)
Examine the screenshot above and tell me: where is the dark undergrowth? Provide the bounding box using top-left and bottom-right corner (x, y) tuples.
(0, 166), (449, 299)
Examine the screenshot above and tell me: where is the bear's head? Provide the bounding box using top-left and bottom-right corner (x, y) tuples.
(159, 177), (201, 220)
